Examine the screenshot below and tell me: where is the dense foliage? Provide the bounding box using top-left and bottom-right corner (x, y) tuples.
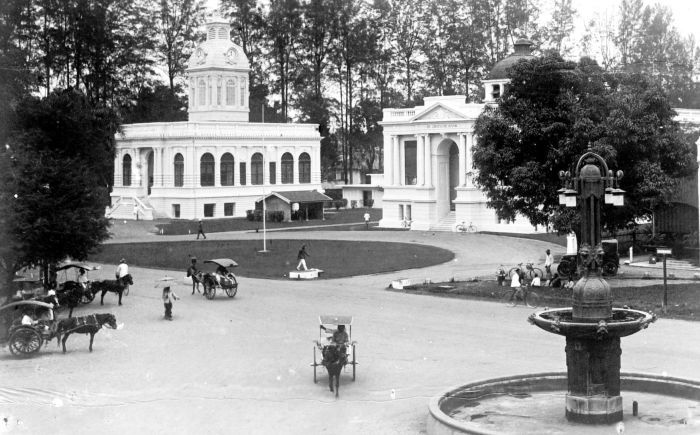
(472, 53), (697, 235)
(2, 90), (119, 290)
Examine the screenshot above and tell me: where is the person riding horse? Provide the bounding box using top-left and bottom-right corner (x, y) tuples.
(115, 258), (129, 286)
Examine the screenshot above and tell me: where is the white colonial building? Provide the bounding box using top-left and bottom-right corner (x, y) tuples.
(107, 17), (322, 220)
(379, 40), (539, 232)
(378, 39), (700, 234)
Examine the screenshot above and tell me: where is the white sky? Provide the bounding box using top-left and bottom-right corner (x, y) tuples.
(206, 0), (699, 42)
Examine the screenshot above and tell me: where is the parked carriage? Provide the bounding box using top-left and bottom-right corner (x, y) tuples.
(312, 315), (357, 396)
(0, 300), (56, 357)
(200, 258), (239, 299)
(56, 262), (100, 305)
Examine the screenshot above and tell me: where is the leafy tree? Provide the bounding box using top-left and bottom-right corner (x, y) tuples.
(543, 0), (576, 56)
(472, 53), (696, 236)
(267, 0), (302, 121)
(121, 83), (188, 123)
(4, 89), (119, 286)
(155, 0), (205, 92)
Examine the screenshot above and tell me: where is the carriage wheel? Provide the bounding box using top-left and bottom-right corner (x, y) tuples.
(313, 346), (317, 383)
(81, 289), (95, 304)
(352, 344), (356, 381)
(557, 260), (575, 277)
(602, 261), (618, 277)
(225, 277), (238, 298)
(9, 327), (43, 357)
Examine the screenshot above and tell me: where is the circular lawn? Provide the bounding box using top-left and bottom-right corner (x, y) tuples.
(91, 239), (454, 279)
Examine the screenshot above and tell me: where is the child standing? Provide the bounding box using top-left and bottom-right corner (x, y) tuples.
(162, 286), (180, 320)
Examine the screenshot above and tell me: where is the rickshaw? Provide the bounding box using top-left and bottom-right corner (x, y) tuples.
(0, 300), (57, 357)
(56, 262), (100, 304)
(312, 315), (358, 384)
(201, 258), (239, 299)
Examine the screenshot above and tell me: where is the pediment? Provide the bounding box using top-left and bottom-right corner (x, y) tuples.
(411, 103), (468, 122)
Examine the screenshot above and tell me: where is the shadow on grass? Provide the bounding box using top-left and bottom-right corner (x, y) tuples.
(90, 239), (454, 280)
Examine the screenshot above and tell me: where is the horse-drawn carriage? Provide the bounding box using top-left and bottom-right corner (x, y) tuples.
(0, 300), (57, 357)
(56, 262), (100, 305)
(312, 315), (357, 397)
(200, 258), (239, 300)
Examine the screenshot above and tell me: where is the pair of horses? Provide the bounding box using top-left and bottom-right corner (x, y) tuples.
(55, 274), (132, 317)
(54, 313), (118, 353)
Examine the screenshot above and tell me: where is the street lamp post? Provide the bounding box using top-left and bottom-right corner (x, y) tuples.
(558, 146), (625, 279)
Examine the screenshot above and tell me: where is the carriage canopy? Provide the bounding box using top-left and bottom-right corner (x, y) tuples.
(319, 315), (353, 326)
(0, 300), (55, 314)
(204, 258), (238, 268)
(56, 262), (99, 272)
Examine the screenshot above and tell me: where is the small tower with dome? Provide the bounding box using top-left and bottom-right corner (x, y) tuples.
(187, 16), (251, 122)
(482, 39), (535, 103)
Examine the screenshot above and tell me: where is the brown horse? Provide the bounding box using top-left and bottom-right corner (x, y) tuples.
(322, 344), (347, 398)
(92, 274), (133, 306)
(54, 313), (117, 353)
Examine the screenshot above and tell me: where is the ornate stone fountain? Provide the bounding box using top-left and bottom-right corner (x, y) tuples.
(427, 149), (699, 434)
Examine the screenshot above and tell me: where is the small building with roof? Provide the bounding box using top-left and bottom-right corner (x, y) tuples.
(106, 16), (322, 220)
(255, 190), (332, 222)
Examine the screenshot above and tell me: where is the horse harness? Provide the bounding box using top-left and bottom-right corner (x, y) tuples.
(63, 314), (101, 334)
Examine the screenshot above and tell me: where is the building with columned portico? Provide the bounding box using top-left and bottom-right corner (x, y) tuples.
(107, 17), (322, 220)
(378, 39), (700, 234)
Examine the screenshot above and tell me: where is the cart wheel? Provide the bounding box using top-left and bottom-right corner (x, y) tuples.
(204, 283), (216, 300)
(352, 344), (356, 381)
(9, 327), (43, 357)
(81, 290), (95, 304)
(225, 277), (238, 298)
(313, 346), (317, 383)
(602, 261), (618, 276)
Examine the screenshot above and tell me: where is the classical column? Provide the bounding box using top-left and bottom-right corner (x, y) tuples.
(417, 135), (425, 186)
(399, 138), (406, 185)
(458, 134), (466, 186)
(385, 135), (394, 186)
(153, 148), (161, 187)
(466, 133), (475, 187)
(424, 135), (432, 187)
(393, 136), (400, 186)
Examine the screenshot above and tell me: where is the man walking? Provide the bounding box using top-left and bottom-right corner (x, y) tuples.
(544, 249), (554, 277)
(296, 244), (310, 271)
(197, 219), (206, 239)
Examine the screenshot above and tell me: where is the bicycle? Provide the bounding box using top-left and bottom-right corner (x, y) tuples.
(455, 221), (477, 233)
(508, 262), (543, 283)
(500, 284), (540, 308)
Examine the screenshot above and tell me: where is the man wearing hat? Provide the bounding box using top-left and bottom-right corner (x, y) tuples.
(115, 258), (129, 285)
(196, 219), (206, 240)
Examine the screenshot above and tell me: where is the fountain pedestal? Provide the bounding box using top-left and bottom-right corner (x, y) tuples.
(565, 336), (622, 423)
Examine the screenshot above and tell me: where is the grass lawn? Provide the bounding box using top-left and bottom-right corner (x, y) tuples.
(89, 239), (454, 279)
(392, 280), (698, 321)
(153, 208), (383, 235)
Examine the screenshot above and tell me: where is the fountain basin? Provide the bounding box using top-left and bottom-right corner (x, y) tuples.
(428, 372), (700, 435)
(529, 308), (656, 339)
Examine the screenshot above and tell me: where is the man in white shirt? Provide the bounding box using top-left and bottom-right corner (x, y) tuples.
(115, 258), (129, 284)
(544, 249), (554, 277)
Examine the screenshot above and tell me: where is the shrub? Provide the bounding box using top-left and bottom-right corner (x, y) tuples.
(254, 210), (263, 221)
(365, 199), (374, 208)
(267, 210), (284, 222)
(333, 200), (342, 210)
(246, 210), (255, 221)
(351, 200), (357, 208)
(340, 198), (348, 208)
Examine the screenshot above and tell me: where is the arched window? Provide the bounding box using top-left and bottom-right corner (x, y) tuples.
(122, 154), (132, 186)
(198, 80), (206, 106)
(174, 153), (184, 187)
(298, 153), (311, 183)
(226, 80), (235, 105)
(251, 153), (263, 185)
(220, 153), (235, 186)
(200, 153), (215, 186)
(281, 153), (294, 184)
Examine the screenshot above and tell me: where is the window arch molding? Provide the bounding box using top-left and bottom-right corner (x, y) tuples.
(122, 154), (132, 186)
(200, 153), (215, 186)
(174, 153), (184, 187)
(251, 152), (263, 185)
(298, 152), (311, 184)
(281, 152), (294, 184)
(220, 152), (235, 186)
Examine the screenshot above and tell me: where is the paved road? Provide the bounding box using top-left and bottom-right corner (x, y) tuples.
(2, 228), (698, 434)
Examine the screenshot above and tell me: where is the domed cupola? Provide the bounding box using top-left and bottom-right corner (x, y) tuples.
(186, 16), (251, 122)
(483, 39), (536, 104)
